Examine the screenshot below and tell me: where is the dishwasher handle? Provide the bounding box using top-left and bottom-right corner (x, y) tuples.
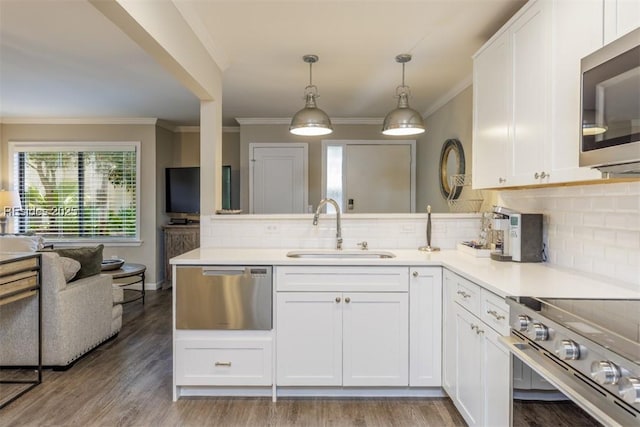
(200, 267), (247, 276)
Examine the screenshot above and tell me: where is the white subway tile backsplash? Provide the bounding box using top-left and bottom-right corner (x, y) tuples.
(616, 195), (640, 211)
(499, 181), (640, 287)
(616, 230), (640, 249)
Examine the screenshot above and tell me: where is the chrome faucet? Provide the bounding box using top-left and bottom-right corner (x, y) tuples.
(313, 198), (342, 250)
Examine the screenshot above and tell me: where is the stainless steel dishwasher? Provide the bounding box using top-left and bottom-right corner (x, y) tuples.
(175, 266), (272, 330)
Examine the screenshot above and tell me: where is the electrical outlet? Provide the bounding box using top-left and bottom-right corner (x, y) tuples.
(264, 224), (279, 233)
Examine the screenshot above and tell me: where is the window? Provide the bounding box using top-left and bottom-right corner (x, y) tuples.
(9, 142), (139, 242)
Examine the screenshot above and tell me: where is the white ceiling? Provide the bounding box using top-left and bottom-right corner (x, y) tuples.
(0, 0), (526, 127)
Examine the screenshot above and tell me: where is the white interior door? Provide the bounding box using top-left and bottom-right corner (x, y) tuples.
(345, 143), (413, 213)
(250, 143), (308, 214)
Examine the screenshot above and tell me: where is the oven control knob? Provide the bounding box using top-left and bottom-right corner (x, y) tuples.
(591, 361), (621, 385)
(618, 377), (640, 404)
(516, 315), (531, 331)
(532, 323), (549, 341)
(555, 340), (580, 360)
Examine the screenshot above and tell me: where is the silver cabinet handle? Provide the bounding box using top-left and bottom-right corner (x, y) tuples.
(412, 271), (419, 278)
(487, 309), (506, 320)
(457, 290), (471, 299)
(335, 297), (341, 303)
(499, 177), (506, 183)
(535, 171), (549, 180)
(215, 361), (232, 367)
(345, 297), (351, 303)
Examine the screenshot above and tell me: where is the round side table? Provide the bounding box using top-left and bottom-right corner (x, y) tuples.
(105, 263), (146, 304)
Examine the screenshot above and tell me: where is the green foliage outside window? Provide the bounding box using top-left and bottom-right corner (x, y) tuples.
(17, 150), (137, 239)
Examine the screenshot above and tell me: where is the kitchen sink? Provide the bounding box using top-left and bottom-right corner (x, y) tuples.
(286, 249), (396, 259)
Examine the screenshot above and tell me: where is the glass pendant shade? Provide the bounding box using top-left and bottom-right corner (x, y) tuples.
(290, 55), (333, 136)
(382, 54), (425, 136)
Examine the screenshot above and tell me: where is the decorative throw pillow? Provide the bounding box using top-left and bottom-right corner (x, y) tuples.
(48, 244), (104, 281)
(58, 256), (81, 282)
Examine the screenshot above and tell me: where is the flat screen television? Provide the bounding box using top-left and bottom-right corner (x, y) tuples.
(166, 167), (200, 214)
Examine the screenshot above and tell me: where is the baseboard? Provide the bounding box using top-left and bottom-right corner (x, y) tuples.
(119, 282), (162, 291)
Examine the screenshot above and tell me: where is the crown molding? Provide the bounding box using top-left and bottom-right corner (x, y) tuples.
(423, 75), (472, 119)
(0, 117), (159, 125)
(235, 117), (384, 126)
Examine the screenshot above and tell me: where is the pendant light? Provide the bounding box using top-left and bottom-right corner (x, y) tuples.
(382, 54), (425, 136)
(289, 54), (333, 136)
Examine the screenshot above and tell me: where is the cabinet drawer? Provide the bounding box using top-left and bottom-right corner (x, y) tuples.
(175, 338), (272, 386)
(453, 276), (481, 315)
(276, 266), (408, 292)
(0, 257), (39, 279)
(480, 289), (510, 335)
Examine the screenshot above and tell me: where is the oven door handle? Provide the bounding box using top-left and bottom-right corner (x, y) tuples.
(500, 335), (636, 427)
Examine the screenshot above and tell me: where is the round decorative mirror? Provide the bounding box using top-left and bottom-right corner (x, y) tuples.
(439, 138), (466, 200)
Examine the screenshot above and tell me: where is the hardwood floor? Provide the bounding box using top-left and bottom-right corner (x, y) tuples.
(0, 289), (466, 427)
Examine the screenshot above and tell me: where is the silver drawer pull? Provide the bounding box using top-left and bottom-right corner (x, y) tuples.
(487, 309), (506, 320)
(457, 290), (471, 299)
(215, 361), (232, 367)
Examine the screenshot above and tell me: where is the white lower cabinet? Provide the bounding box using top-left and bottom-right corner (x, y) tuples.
(443, 269), (510, 427)
(276, 291), (408, 386)
(276, 266), (415, 388)
(409, 267), (442, 387)
(276, 292), (343, 386)
(175, 333), (273, 387)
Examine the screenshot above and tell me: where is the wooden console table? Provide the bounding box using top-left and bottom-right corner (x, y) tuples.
(0, 253), (42, 409)
(163, 224), (200, 285)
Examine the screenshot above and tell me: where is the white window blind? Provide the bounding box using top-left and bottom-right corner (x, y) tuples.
(10, 142), (139, 240)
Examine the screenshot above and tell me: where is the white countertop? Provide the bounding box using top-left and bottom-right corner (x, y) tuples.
(171, 248), (640, 300)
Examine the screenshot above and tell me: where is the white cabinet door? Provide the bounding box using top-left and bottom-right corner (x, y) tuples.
(454, 304), (484, 427)
(342, 292), (409, 386)
(472, 29), (511, 189)
(482, 327), (511, 427)
(409, 267), (442, 387)
(604, 0), (640, 43)
(510, 0), (552, 186)
(276, 292), (342, 386)
(442, 270), (458, 395)
(549, 0), (604, 183)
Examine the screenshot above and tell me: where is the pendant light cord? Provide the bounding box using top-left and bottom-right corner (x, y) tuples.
(309, 61), (313, 86)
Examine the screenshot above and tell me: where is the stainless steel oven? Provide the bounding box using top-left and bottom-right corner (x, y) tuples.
(580, 27), (640, 175)
(503, 297), (640, 426)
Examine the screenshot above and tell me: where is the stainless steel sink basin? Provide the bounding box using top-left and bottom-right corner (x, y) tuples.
(286, 250), (396, 259)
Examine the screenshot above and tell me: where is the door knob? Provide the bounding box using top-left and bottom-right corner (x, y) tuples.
(412, 271), (419, 277)
(335, 297), (341, 303)
(345, 297), (351, 303)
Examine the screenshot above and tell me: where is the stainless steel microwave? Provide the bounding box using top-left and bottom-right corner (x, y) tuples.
(580, 27), (640, 175)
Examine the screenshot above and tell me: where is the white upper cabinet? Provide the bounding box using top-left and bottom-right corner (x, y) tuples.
(473, 0), (606, 189)
(472, 29), (512, 188)
(510, 0), (552, 186)
(604, 0), (640, 44)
